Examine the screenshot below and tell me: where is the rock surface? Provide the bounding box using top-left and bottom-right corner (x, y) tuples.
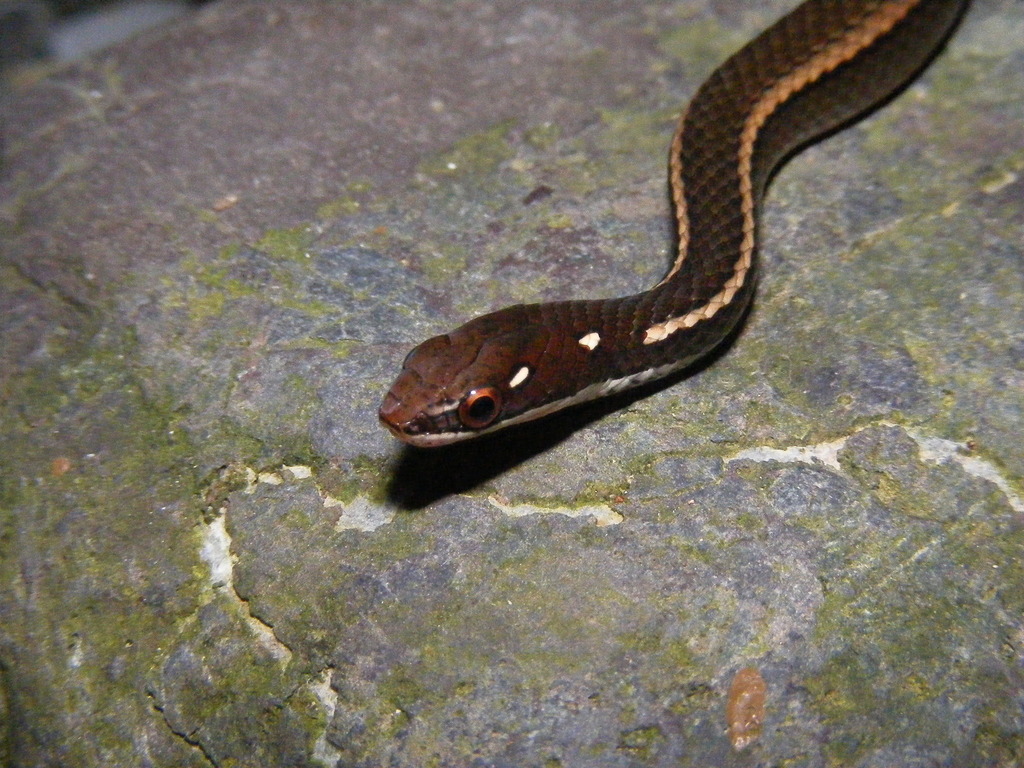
(2, 1), (1022, 766)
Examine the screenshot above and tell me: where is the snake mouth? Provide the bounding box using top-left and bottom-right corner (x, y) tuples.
(376, 410), (475, 448)
(378, 392), (463, 447)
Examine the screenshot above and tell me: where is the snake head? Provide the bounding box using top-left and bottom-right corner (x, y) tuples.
(379, 305), (553, 447)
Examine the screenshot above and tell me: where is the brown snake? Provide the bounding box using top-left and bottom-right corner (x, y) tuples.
(380, 0), (967, 447)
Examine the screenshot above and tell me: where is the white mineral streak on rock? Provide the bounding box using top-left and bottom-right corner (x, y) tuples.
(487, 496), (623, 526)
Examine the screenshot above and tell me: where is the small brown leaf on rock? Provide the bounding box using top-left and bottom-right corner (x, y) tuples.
(726, 666), (766, 750)
(50, 457), (72, 477)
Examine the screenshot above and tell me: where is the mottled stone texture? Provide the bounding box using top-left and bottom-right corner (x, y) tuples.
(2, 1), (1022, 766)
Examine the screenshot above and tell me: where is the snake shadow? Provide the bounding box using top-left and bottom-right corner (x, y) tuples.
(384, 305), (749, 510)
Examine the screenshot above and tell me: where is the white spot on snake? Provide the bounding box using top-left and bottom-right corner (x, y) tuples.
(579, 332), (600, 351)
(509, 365), (530, 389)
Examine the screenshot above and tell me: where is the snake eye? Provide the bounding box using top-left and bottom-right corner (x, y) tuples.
(458, 387), (503, 430)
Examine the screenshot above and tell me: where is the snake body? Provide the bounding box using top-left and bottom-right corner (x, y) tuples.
(380, 0), (967, 447)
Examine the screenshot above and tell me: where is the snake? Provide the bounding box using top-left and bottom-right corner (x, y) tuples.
(379, 0), (967, 447)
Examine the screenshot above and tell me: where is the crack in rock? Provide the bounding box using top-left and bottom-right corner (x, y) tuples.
(329, 494), (396, 532)
(148, 692), (217, 768)
(199, 506), (293, 666)
(308, 667), (342, 767)
(237, 461), (397, 532)
(727, 437), (847, 470)
(487, 495), (624, 526)
(905, 428), (1024, 514)
(727, 422), (1023, 513)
